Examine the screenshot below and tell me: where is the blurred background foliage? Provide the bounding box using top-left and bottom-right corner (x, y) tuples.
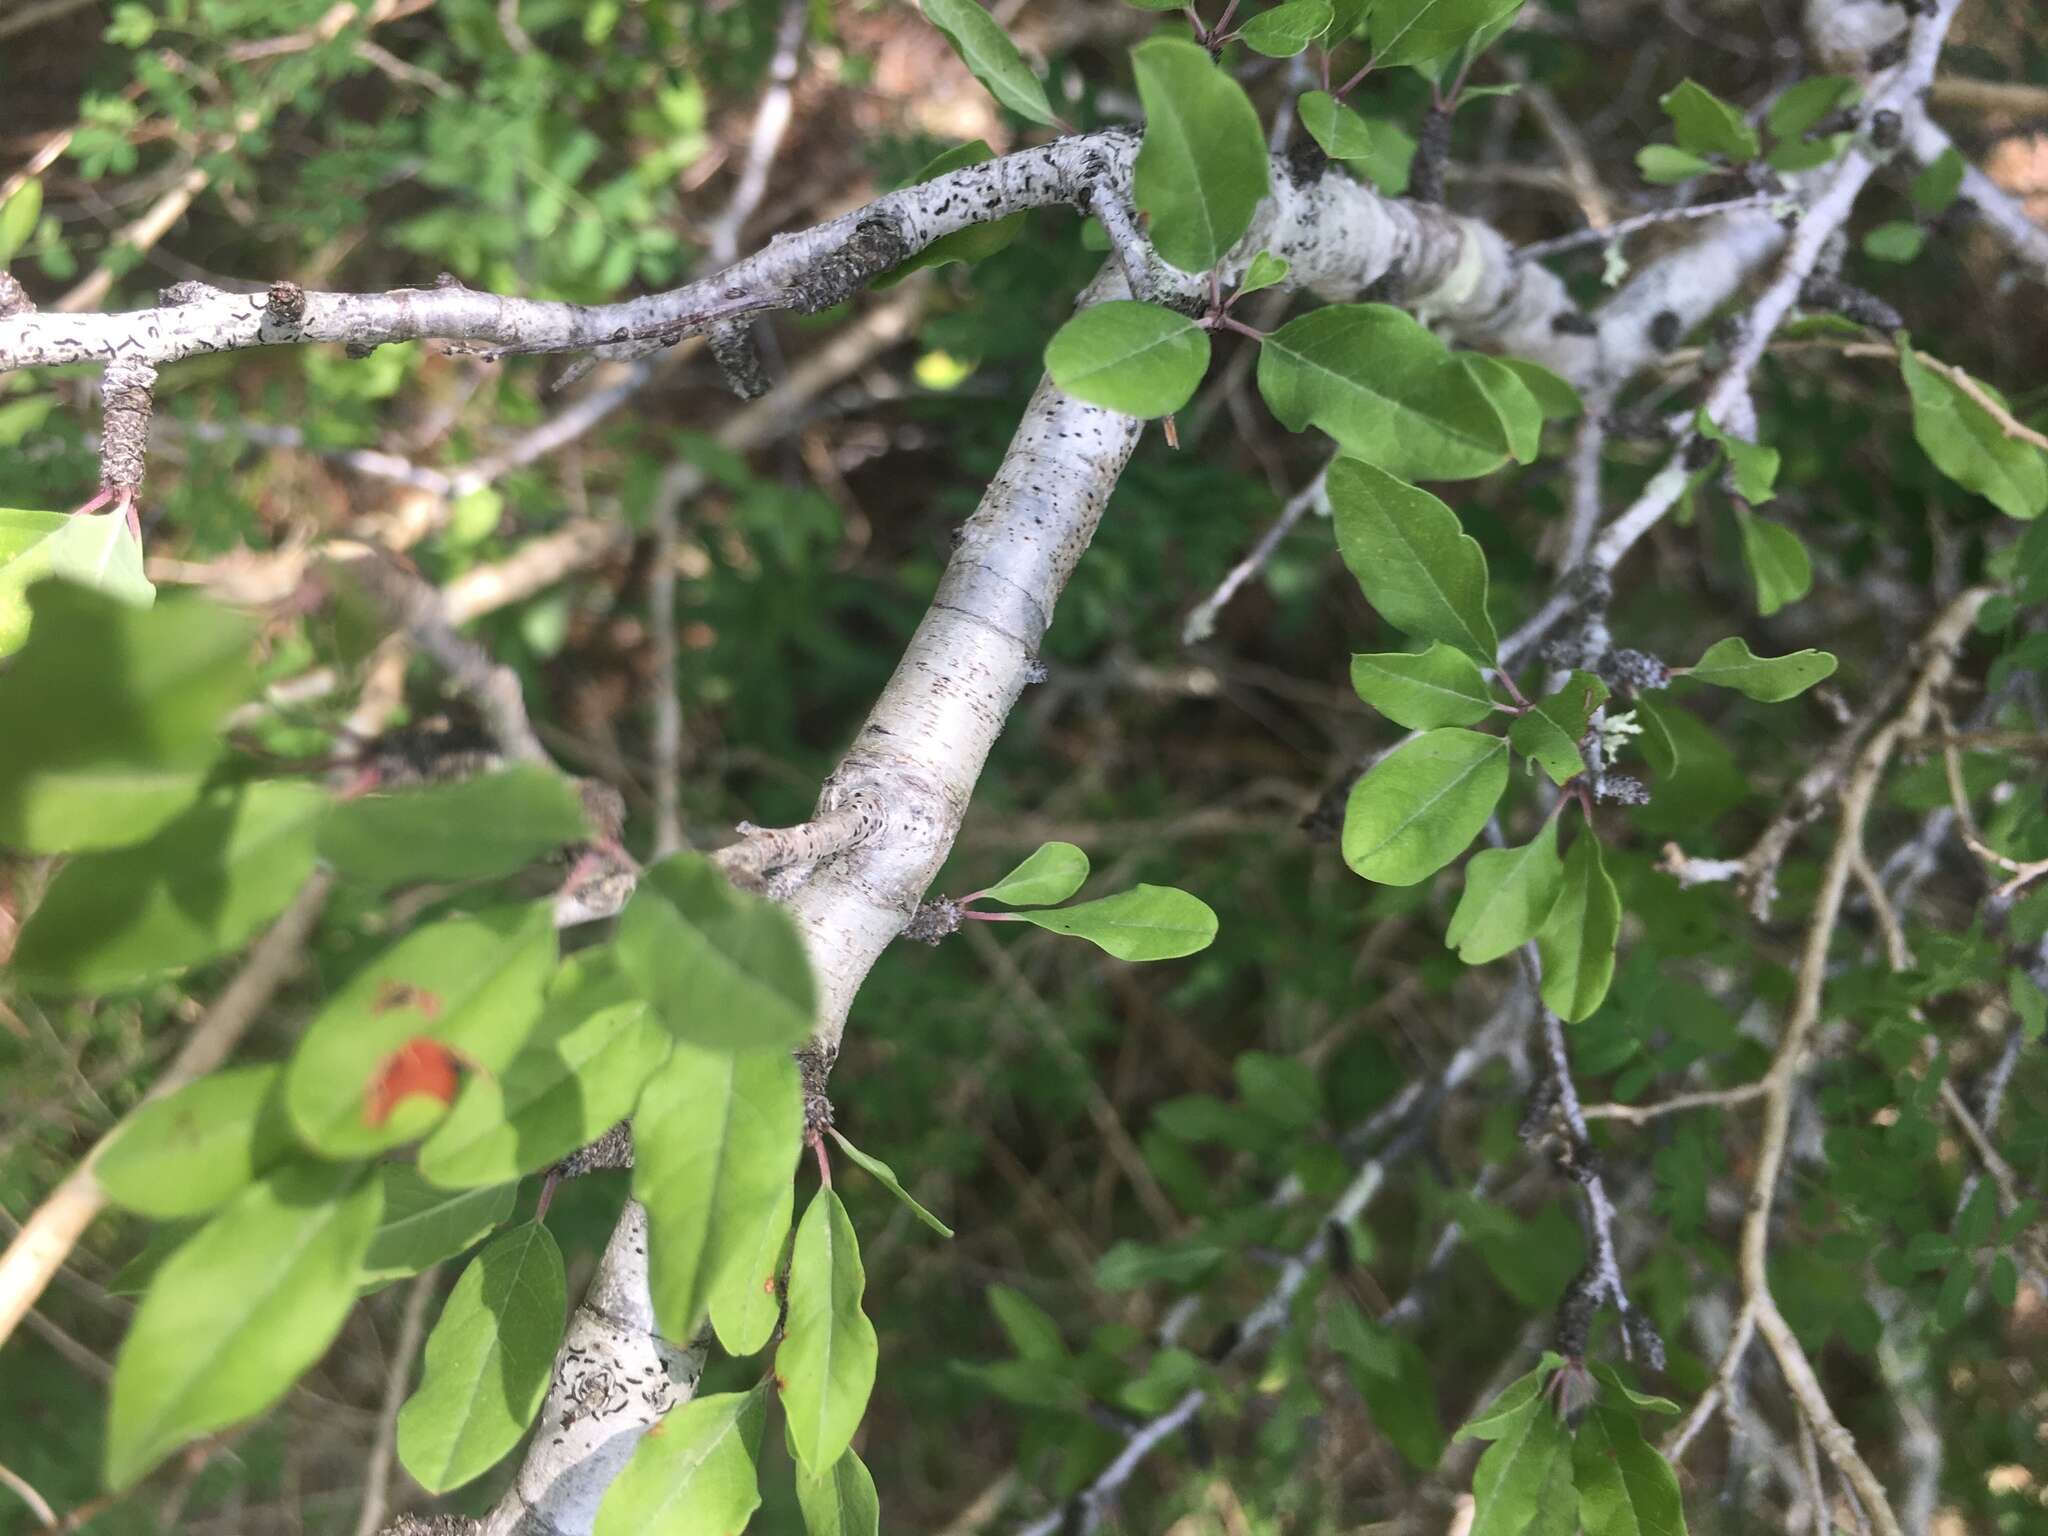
(2, 1), (2047, 1533)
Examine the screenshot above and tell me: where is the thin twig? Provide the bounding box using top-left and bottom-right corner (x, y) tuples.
(0, 1460), (57, 1530)
(353, 1265), (441, 1536)
(1182, 461), (1332, 644)
(1518, 192), (1779, 260)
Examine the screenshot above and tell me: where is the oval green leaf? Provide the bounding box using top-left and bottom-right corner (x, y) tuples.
(1239, 0), (1333, 56)
(106, 1160), (382, 1490)
(796, 1446), (881, 1536)
(1261, 307), (1512, 482)
(1343, 729), (1508, 886)
(1446, 819), (1565, 965)
(284, 904), (557, 1158)
(592, 1383), (769, 1536)
(1899, 341), (2048, 520)
(1329, 458), (1499, 659)
(1660, 78), (1759, 161)
(1298, 90), (1375, 161)
(919, 0), (1058, 127)
(707, 1177), (795, 1358)
(97, 1065), (294, 1220)
(0, 584), (255, 854)
(777, 1187), (879, 1473)
(1508, 670), (1608, 786)
(1045, 301), (1211, 418)
(1536, 833), (1620, 1023)
(1132, 37), (1271, 274)
(1735, 508), (1811, 616)
(617, 851), (817, 1053)
(1011, 884), (1218, 961)
(362, 1166), (516, 1283)
(397, 1221), (566, 1493)
(14, 781), (326, 993)
(317, 765), (589, 892)
(977, 840), (1090, 907)
(1351, 642), (1496, 730)
(635, 1043), (804, 1342)
(1682, 636), (1837, 701)
(419, 949), (672, 1188)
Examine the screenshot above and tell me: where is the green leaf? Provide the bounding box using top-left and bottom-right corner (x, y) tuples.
(396, 1221), (565, 1492)
(635, 1043), (804, 1341)
(707, 1177), (794, 1357)
(1446, 818), (1566, 964)
(617, 851), (817, 1052)
(1899, 340), (2048, 520)
(1588, 1364), (1680, 1414)
(1573, 1400), (1685, 1536)
(1009, 884), (1219, 960)
(1298, 90), (1375, 161)
(1862, 220), (1925, 263)
(1660, 79), (1758, 160)
(778, 1187), (879, 1473)
(1910, 146), (1964, 215)
(876, 141), (1025, 284)
(0, 177), (42, 263)
(592, 1384), (768, 1536)
(1500, 357), (1582, 421)
(1350, 643), (1496, 729)
(1329, 458), (1499, 658)
(1461, 354), (1543, 464)
(1768, 75), (1857, 141)
(1044, 301), (1211, 418)
(284, 905), (556, 1158)
(796, 1447), (881, 1536)
(0, 512), (155, 658)
(13, 781), (326, 992)
(418, 949), (672, 1188)
(1683, 636), (1837, 701)
(918, 0), (1058, 126)
(1695, 411), (1780, 504)
(828, 1128), (954, 1238)
(1132, 37), (1271, 274)
(1469, 1391), (1572, 1536)
(1237, 250), (1291, 297)
(1343, 729), (1509, 886)
(987, 1284), (1067, 1361)
(1633, 696), (1682, 779)
(1635, 144), (1712, 185)
(1369, 0), (1524, 67)
(1536, 834), (1620, 1023)
(1765, 133), (1850, 172)
(1327, 1299), (1445, 1469)
(316, 766), (588, 891)
(0, 584), (255, 854)
(1238, 0), (1333, 56)
(362, 1167), (516, 1282)
(97, 1065), (293, 1219)
(1261, 307), (1512, 481)
(1734, 507), (1811, 616)
(978, 841), (1090, 906)
(105, 1161), (382, 1490)
(1509, 670), (1609, 786)
(1456, 1360), (1558, 1441)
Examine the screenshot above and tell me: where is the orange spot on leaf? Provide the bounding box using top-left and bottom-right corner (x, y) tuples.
(363, 1037), (463, 1127)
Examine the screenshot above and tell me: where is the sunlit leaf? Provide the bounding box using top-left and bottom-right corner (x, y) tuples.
(1009, 884), (1219, 960)
(397, 1221), (565, 1492)
(1344, 729), (1508, 885)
